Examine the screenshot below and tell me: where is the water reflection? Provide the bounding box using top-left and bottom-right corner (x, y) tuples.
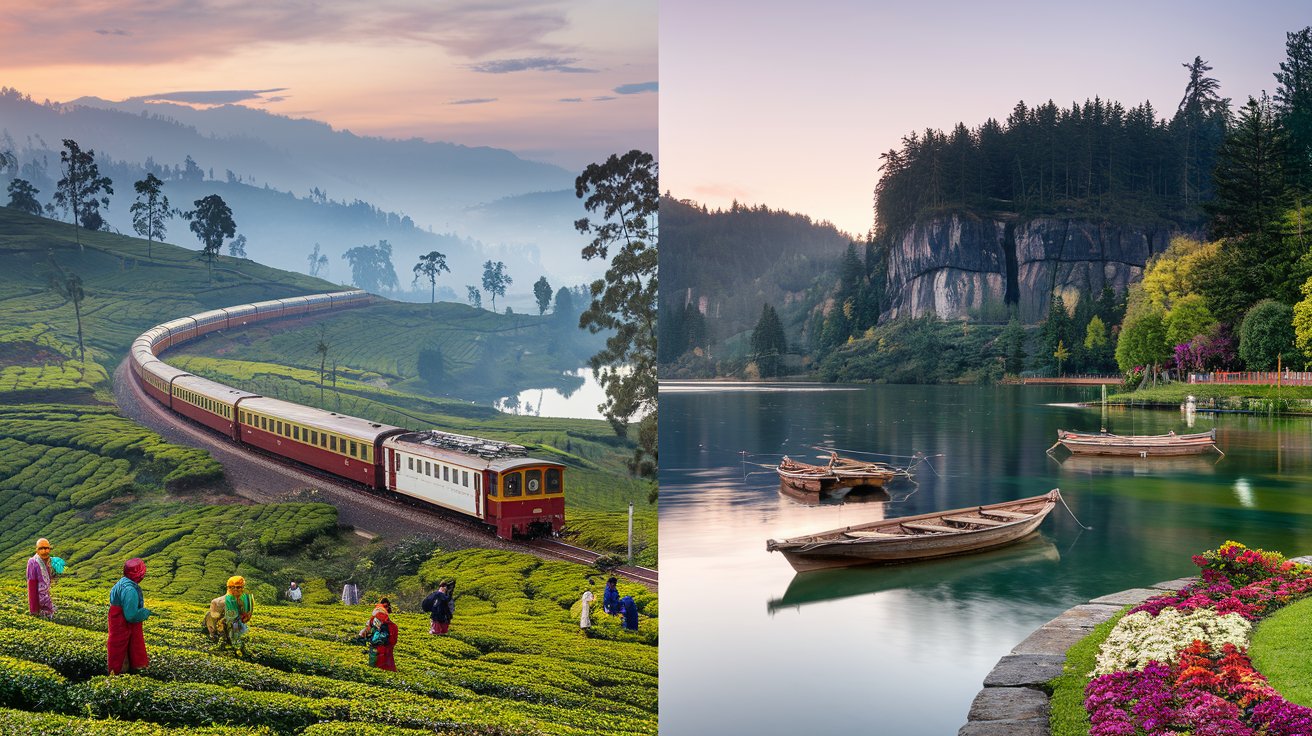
(659, 383), (1312, 736)
(1054, 453), (1223, 477)
(767, 535), (1060, 614)
(495, 368), (594, 419)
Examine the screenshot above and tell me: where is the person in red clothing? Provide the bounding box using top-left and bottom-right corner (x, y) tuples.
(365, 609), (398, 671)
(107, 558), (151, 675)
(26, 538), (57, 618)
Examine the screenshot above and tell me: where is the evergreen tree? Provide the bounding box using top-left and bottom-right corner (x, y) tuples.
(1000, 317), (1027, 374)
(1275, 27), (1312, 195)
(750, 304), (787, 378)
(1208, 93), (1287, 239)
(1174, 56), (1229, 207)
(1038, 294), (1073, 372)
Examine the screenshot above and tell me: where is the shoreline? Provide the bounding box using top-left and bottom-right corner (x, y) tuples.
(960, 555), (1312, 735)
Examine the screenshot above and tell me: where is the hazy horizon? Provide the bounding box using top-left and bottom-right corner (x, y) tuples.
(1, 0), (656, 171)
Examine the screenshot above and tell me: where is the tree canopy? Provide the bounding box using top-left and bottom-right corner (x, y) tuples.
(186, 194), (236, 274)
(130, 173), (171, 259)
(412, 251), (450, 304)
(575, 149), (658, 480)
(342, 240), (399, 294)
(52, 139), (113, 247)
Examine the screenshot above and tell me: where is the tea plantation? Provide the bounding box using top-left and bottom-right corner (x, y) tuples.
(0, 207), (658, 733)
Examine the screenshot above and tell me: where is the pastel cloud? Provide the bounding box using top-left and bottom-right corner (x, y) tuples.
(0, 0), (578, 66)
(129, 88), (289, 105)
(449, 98), (497, 105)
(614, 81), (657, 95)
(466, 57), (596, 74)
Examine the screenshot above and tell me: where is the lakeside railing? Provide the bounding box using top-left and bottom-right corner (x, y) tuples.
(1189, 371), (1312, 387)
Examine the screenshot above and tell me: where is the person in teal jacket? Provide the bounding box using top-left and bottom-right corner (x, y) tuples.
(107, 558), (151, 675)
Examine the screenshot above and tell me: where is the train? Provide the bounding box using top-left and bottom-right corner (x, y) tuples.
(129, 290), (566, 539)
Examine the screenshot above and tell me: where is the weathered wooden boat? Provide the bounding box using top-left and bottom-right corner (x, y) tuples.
(776, 452), (901, 494)
(767, 535), (1059, 613)
(765, 489), (1061, 572)
(1052, 428), (1219, 457)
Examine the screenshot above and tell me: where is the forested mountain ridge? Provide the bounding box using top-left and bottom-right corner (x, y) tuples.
(657, 197), (851, 372)
(664, 27), (1312, 383)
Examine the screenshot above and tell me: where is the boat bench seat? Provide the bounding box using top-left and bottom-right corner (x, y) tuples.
(981, 510), (1029, 521)
(901, 522), (957, 534)
(844, 530), (902, 539)
(943, 515), (1005, 527)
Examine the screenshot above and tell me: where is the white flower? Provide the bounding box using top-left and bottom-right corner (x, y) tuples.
(1091, 608), (1251, 677)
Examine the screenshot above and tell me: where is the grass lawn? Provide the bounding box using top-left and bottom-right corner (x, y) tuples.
(1250, 596), (1312, 706)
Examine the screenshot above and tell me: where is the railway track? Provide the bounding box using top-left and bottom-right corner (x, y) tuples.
(113, 356), (658, 590)
(529, 538), (660, 589)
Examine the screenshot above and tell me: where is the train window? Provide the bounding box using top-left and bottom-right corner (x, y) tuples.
(546, 468), (562, 493)
(463, 470), (469, 487)
(504, 472), (522, 497)
(309, 430), (316, 445)
(349, 441), (358, 457)
(330, 436), (338, 451)
(425, 461), (431, 476)
(261, 416), (268, 430)
(293, 426), (300, 441)
(443, 466), (449, 482)
(526, 469), (542, 495)
(408, 457), (414, 471)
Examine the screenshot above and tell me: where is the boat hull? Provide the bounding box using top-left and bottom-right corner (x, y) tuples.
(766, 490), (1060, 572)
(1056, 429), (1217, 457)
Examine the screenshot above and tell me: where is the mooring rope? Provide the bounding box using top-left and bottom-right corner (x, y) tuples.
(1057, 490), (1093, 530)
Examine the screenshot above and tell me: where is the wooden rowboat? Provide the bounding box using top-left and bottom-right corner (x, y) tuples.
(1052, 428), (1219, 457)
(776, 453), (901, 494)
(766, 489), (1061, 572)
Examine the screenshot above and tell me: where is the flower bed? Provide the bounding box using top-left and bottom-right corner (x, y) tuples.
(1084, 541), (1312, 735)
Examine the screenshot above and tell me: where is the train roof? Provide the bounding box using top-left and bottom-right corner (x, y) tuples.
(172, 373), (261, 404)
(239, 396), (403, 442)
(384, 431), (562, 471)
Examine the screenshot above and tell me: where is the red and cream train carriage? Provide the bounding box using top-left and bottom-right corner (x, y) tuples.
(128, 289), (564, 539)
(236, 397), (403, 487)
(383, 431), (566, 539)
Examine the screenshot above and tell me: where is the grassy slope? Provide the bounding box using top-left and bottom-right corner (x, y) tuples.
(1250, 596), (1312, 705)
(0, 208), (657, 733)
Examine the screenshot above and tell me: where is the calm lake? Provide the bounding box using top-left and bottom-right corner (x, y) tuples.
(657, 382), (1312, 735)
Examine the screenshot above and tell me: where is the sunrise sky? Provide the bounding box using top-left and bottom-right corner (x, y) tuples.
(661, 1), (1311, 237)
(0, 0), (657, 170)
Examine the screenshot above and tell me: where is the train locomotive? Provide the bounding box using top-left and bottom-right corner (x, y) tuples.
(129, 290), (565, 539)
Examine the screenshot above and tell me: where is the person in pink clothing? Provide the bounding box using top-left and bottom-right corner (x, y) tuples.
(26, 538), (57, 618)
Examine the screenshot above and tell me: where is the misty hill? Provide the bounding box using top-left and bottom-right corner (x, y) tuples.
(658, 197), (851, 364)
(0, 88), (599, 294)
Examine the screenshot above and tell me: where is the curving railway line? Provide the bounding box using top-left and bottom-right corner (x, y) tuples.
(111, 304), (657, 590)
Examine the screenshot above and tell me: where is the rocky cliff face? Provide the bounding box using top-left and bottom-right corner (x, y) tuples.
(883, 213), (1178, 323)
